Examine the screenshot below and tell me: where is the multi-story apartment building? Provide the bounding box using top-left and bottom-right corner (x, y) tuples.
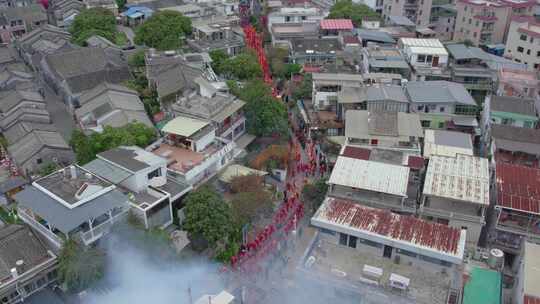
(382, 0), (433, 26)
(454, 0), (535, 46)
(504, 16), (540, 71)
(496, 68), (540, 98)
(420, 154), (490, 247)
(430, 3), (457, 41)
(492, 163), (540, 261)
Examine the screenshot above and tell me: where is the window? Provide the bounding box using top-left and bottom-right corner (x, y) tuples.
(421, 120), (431, 127)
(147, 168), (162, 180)
(468, 18), (472, 24)
(339, 233), (348, 246)
(320, 228), (336, 235)
(417, 105), (424, 111)
(520, 34), (527, 41)
(439, 106), (445, 112)
(517, 46), (524, 53)
(301, 16), (306, 20)
(426, 55), (433, 62)
(536, 51), (540, 57)
(530, 37), (534, 43)
(371, 139), (378, 145)
(534, 63), (539, 69)
(360, 238), (383, 248)
(462, 17), (465, 22)
(285, 16), (291, 22)
(473, 32), (477, 38)
(475, 21), (479, 26)
(397, 248), (418, 258)
(446, 28), (449, 32)
(348, 235), (357, 248)
(464, 5), (467, 11)
(36, 158), (42, 164)
(527, 49), (531, 55)
(515, 59), (522, 63)
(417, 54), (426, 62)
(438, 122), (445, 128)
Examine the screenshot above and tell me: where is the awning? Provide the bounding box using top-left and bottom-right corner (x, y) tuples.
(495, 138), (540, 155)
(128, 12), (144, 19)
(452, 116), (478, 127)
(15, 187), (129, 234)
(219, 164), (267, 183)
(161, 116), (209, 137)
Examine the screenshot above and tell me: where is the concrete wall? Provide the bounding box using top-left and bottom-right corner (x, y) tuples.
(21, 147), (74, 175)
(194, 128), (216, 152)
(504, 20), (540, 71)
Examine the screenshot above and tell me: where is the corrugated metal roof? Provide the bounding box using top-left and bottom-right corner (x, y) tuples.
(423, 129), (474, 158)
(406, 81), (477, 105)
(400, 38), (445, 48)
(496, 162), (540, 214)
(312, 197), (465, 259)
(423, 155), (490, 205)
(161, 116), (209, 137)
(320, 19), (353, 30)
(409, 46), (449, 55)
(328, 156), (410, 196)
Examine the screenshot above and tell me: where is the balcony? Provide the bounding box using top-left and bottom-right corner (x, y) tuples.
(421, 207), (485, 224)
(78, 209), (128, 246)
(496, 209), (540, 241)
(216, 115), (245, 138)
(18, 208), (64, 249)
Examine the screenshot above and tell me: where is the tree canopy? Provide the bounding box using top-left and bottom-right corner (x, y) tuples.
(182, 186), (235, 246)
(70, 123), (156, 165)
(228, 80), (288, 137)
(134, 10), (192, 50)
(328, 0), (380, 26)
(70, 8), (117, 46)
(302, 178), (328, 213)
(58, 240), (105, 292)
(292, 73), (312, 101)
(209, 49), (230, 75)
(218, 51), (262, 80)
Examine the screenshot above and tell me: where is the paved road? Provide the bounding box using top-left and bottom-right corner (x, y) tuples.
(41, 80), (77, 142)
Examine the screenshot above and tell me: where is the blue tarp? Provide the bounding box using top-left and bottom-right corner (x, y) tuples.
(122, 6), (154, 18)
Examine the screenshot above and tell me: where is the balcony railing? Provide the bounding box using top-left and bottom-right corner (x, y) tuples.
(496, 215), (540, 240)
(18, 209), (63, 248)
(78, 210), (128, 245)
(421, 207), (485, 224)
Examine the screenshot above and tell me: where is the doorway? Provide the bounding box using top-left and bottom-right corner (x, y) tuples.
(383, 245), (393, 258)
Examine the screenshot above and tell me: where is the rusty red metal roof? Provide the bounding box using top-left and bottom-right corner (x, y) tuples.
(320, 19), (354, 30)
(496, 162), (540, 214)
(318, 197), (462, 254)
(341, 146), (371, 160)
(525, 296), (540, 304)
(407, 155), (425, 170)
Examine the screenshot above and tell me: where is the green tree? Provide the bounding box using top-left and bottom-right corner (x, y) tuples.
(134, 10), (192, 50)
(231, 191), (273, 225)
(70, 8), (117, 46)
(38, 162), (58, 176)
(219, 51), (262, 80)
(209, 49), (229, 75)
(229, 80), (288, 137)
(328, 0), (380, 27)
(182, 186), (235, 246)
(292, 73), (312, 101)
(70, 123), (156, 164)
(128, 49), (146, 70)
(58, 240), (105, 292)
(302, 178), (328, 213)
(115, 0), (126, 9)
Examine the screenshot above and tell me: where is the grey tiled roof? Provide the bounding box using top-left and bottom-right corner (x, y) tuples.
(44, 47), (130, 94)
(490, 95), (537, 117)
(7, 130), (71, 166)
(0, 107), (51, 130)
(3, 121), (57, 145)
(0, 225), (52, 281)
(0, 90), (44, 114)
(365, 84), (408, 103)
(446, 44), (490, 61)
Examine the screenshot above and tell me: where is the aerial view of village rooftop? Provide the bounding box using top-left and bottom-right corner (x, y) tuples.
(0, 0), (538, 302)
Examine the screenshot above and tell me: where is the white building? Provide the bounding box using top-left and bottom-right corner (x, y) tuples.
(14, 165), (130, 248)
(398, 38), (448, 80)
(149, 116), (236, 186)
(504, 16), (540, 71)
(420, 154), (490, 247)
(345, 110), (423, 155)
(267, 7), (323, 31)
(312, 196), (467, 266)
(514, 242), (540, 304)
(83, 146), (192, 229)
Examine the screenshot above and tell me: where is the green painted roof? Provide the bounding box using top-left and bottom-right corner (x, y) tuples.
(463, 267), (502, 304)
